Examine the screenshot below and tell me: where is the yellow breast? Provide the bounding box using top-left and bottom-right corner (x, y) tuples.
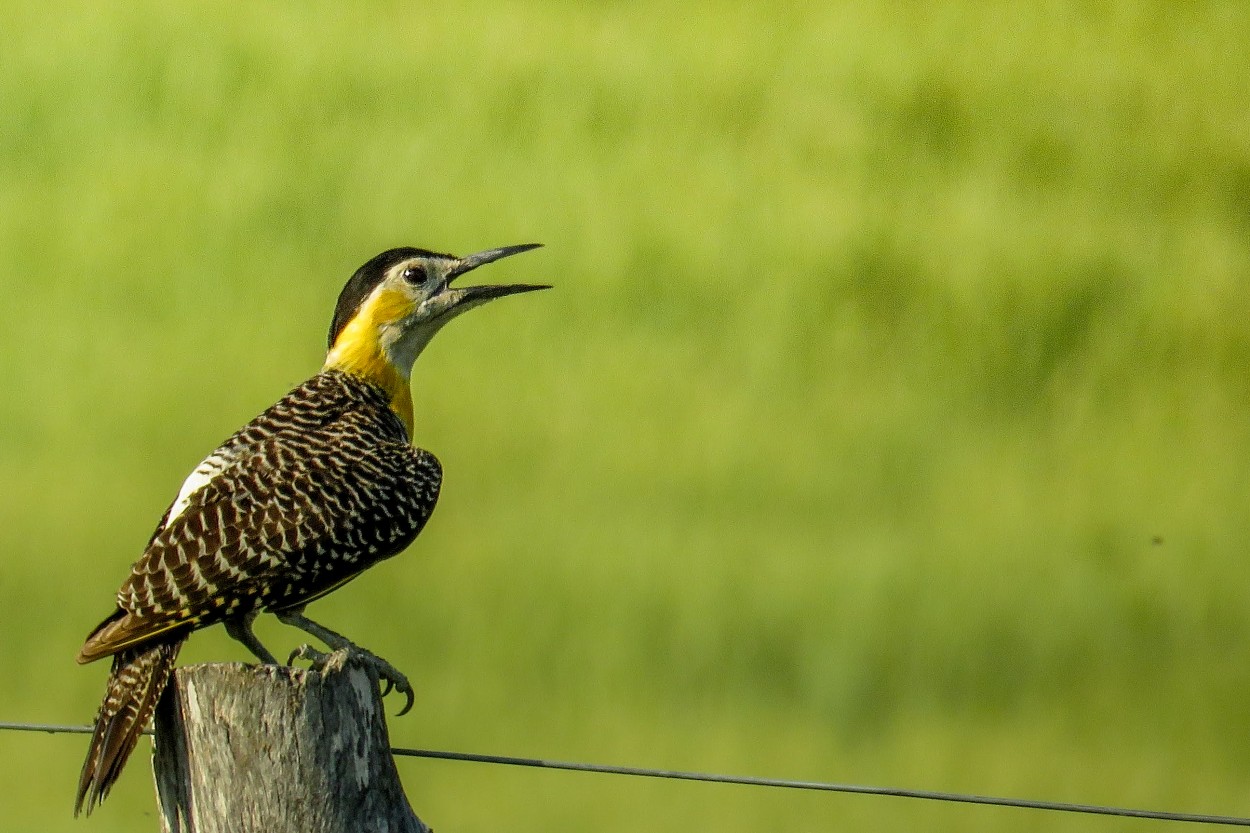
(323, 287), (415, 436)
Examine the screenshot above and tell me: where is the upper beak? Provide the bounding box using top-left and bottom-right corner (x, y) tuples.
(444, 243), (550, 305)
(448, 243), (543, 279)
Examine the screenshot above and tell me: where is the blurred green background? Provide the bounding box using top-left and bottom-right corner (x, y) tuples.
(2, 1), (1249, 830)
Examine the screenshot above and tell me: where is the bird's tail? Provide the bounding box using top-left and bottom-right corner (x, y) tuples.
(75, 637), (185, 816)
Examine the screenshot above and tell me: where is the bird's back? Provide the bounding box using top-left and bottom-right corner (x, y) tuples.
(79, 370), (442, 663)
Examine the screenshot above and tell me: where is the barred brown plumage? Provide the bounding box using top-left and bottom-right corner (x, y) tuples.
(75, 244), (547, 815)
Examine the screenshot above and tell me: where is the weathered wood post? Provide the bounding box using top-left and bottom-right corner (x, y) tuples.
(152, 650), (430, 833)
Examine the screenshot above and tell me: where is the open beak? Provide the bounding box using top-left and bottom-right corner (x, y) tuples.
(443, 243), (549, 305)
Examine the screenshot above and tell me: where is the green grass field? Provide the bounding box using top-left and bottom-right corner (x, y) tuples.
(3, 2), (1250, 830)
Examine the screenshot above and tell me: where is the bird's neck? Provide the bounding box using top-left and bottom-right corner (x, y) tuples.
(324, 320), (415, 437)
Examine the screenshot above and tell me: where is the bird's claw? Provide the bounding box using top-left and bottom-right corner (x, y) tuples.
(288, 643), (330, 668)
(286, 643), (414, 715)
(370, 657), (414, 716)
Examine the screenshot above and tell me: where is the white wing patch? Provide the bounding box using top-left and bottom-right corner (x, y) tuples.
(164, 450), (235, 529)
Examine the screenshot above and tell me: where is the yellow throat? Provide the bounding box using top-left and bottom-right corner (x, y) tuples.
(322, 286), (416, 436)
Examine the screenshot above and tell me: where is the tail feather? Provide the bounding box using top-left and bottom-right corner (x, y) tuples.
(75, 637), (185, 816)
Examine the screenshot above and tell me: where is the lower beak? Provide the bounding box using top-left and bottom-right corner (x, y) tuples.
(453, 282), (551, 305)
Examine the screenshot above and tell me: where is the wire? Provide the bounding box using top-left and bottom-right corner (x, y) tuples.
(0, 721), (98, 735)
(392, 747), (1250, 826)
(4, 721), (1247, 826)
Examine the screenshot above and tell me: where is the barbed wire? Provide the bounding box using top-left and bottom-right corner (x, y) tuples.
(3, 720), (1247, 826)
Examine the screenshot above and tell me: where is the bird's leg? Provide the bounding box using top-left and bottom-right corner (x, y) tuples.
(224, 610), (279, 665)
(275, 610), (415, 715)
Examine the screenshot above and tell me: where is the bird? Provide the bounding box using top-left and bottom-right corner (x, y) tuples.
(74, 243), (547, 815)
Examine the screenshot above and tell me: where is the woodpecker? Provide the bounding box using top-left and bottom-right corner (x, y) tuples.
(74, 243), (547, 815)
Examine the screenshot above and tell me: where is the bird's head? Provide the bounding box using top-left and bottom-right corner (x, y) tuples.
(324, 244), (547, 431)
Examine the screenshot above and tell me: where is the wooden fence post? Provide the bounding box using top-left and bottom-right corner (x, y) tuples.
(152, 650), (430, 833)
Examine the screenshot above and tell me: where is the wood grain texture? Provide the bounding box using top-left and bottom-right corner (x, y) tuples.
(153, 652), (430, 833)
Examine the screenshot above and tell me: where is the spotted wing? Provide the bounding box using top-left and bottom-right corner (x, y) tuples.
(79, 417), (441, 661)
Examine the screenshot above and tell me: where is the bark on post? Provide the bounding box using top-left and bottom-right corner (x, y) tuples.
(152, 650), (430, 833)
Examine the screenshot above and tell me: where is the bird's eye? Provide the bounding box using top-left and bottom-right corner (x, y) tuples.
(401, 265), (426, 285)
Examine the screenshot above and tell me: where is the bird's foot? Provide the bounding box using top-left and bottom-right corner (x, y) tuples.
(288, 643), (415, 715)
(287, 643), (331, 668)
